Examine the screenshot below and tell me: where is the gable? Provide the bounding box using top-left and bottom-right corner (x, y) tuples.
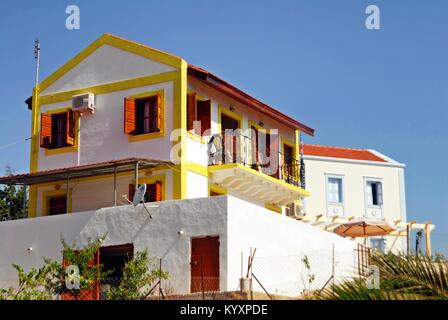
(39, 34), (183, 95)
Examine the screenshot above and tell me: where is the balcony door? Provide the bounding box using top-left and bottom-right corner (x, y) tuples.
(221, 114), (239, 164)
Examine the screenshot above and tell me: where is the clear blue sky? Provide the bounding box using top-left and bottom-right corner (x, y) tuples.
(0, 0), (446, 254)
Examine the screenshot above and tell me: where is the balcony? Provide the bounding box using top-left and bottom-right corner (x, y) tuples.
(207, 133), (309, 206)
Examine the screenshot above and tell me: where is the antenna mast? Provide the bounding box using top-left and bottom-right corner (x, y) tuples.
(34, 38), (40, 87)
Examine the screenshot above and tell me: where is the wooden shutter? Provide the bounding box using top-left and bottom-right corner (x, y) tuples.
(197, 100), (211, 135)
(66, 109), (75, 146)
(187, 93), (196, 131)
(40, 113), (53, 148)
(156, 94), (162, 132)
(155, 180), (162, 201)
(147, 181), (162, 202)
(124, 98), (136, 134)
(129, 184), (135, 201)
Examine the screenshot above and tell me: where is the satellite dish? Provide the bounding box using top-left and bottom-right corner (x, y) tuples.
(131, 184), (155, 219)
(133, 184), (147, 206)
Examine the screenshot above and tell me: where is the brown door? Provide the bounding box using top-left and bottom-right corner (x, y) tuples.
(190, 236), (220, 293)
(221, 114), (239, 163)
(283, 144), (294, 181)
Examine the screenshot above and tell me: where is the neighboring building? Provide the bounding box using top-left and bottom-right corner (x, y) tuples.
(302, 144), (407, 253)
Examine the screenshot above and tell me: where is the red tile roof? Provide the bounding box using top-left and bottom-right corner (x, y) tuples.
(303, 144), (387, 162)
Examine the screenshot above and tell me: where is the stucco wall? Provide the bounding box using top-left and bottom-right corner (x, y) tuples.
(0, 196), (359, 297)
(226, 196), (358, 296)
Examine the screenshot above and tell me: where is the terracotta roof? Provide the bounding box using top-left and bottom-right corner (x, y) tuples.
(188, 65), (315, 136)
(303, 144), (387, 162)
(0, 158), (171, 185)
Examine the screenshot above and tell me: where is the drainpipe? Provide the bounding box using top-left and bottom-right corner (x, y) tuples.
(134, 161), (139, 190)
(113, 166), (117, 206)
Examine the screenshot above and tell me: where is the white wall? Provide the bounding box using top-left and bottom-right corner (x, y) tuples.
(0, 196), (359, 297)
(226, 196), (358, 296)
(42, 45), (176, 95)
(303, 156), (406, 253)
(38, 81), (175, 171)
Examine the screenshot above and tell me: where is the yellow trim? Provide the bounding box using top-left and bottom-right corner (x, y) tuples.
(39, 71), (177, 105)
(294, 130), (300, 160)
(208, 163), (310, 196)
(127, 89), (166, 142)
(282, 137), (296, 157)
(248, 120), (270, 133)
(184, 162), (208, 177)
(217, 105), (242, 133)
(136, 174), (166, 201)
(208, 184), (227, 196)
(30, 87), (39, 172)
(172, 61), (188, 200)
(38, 33), (183, 93)
(43, 106), (80, 156)
(187, 131), (207, 144)
(31, 71), (179, 173)
(28, 186), (37, 218)
(42, 189), (72, 216)
(265, 203), (282, 214)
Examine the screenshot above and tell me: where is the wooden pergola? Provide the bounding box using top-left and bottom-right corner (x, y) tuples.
(297, 214), (435, 256)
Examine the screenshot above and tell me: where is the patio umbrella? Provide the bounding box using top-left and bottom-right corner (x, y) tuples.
(333, 217), (396, 245)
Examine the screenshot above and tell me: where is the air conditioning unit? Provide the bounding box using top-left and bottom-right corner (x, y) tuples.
(72, 93), (95, 113)
(285, 201), (305, 219)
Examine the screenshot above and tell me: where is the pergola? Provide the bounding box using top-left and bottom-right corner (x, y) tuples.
(296, 213), (435, 256)
(0, 158), (171, 210)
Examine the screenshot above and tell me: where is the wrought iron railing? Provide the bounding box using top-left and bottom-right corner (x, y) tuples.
(207, 133), (302, 187)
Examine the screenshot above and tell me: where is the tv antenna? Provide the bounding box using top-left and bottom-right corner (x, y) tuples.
(34, 38), (40, 87)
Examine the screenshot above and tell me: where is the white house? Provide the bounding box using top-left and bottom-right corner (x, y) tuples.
(302, 144), (407, 253)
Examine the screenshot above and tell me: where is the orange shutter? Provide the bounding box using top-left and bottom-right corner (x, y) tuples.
(155, 180), (162, 201)
(66, 109), (75, 146)
(40, 113), (53, 148)
(124, 98), (136, 134)
(187, 93), (196, 131)
(156, 94), (162, 132)
(197, 100), (211, 135)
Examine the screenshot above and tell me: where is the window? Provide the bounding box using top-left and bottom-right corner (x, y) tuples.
(124, 94), (162, 136)
(129, 181), (162, 202)
(187, 92), (211, 136)
(100, 244), (134, 286)
(327, 177), (343, 204)
(40, 109), (75, 149)
(366, 180), (383, 206)
(370, 238), (385, 253)
(48, 195), (67, 215)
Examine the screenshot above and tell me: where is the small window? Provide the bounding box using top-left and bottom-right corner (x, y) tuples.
(129, 181), (162, 203)
(124, 94), (162, 136)
(48, 195), (67, 215)
(366, 181), (383, 206)
(370, 238), (385, 253)
(327, 177), (343, 204)
(187, 93), (211, 136)
(40, 110), (75, 149)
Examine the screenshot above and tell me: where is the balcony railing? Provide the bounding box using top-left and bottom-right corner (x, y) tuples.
(207, 133), (304, 188)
